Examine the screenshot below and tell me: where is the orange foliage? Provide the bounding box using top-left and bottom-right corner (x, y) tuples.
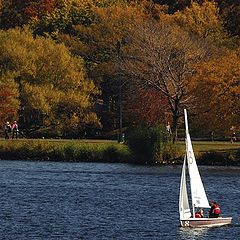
(191, 50), (240, 133)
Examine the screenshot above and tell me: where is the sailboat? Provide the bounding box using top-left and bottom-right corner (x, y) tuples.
(179, 109), (232, 227)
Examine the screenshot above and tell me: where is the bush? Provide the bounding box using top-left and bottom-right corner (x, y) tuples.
(127, 125), (177, 164)
(199, 150), (240, 165)
(199, 151), (227, 165)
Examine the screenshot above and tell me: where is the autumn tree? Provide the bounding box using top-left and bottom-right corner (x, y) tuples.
(118, 19), (211, 141)
(0, 0), (56, 29)
(61, 2), (148, 134)
(124, 89), (168, 125)
(190, 49), (240, 136)
(152, 0), (191, 13)
(217, 0), (240, 37)
(174, 1), (229, 45)
(0, 28), (99, 137)
(29, 0), (127, 36)
(0, 73), (19, 128)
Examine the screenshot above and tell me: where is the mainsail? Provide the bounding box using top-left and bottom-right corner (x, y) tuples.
(184, 109), (210, 209)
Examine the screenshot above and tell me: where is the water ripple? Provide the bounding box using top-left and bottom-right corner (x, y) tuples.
(0, 160), (238, 239)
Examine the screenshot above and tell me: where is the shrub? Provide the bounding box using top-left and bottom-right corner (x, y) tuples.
(199, 151), (226, 165)
(127, 125), (177, 164)
(198, 150), (240, 165)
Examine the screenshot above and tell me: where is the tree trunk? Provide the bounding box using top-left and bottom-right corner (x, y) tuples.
(172, 112), (179, 143)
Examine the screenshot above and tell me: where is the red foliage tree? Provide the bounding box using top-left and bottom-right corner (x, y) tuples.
(0, 0), (56, 28)
(24, 0), (55, 19)
(125, 89), (169, 126)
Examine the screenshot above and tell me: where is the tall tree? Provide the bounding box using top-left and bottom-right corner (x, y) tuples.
(62, 2), (147, 133)
(118, 19), (210, 141)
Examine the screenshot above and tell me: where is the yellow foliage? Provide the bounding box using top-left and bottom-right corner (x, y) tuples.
(0, 27), (100, 131)
(174, 0), (228, 44)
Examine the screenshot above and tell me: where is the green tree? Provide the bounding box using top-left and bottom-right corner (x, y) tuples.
(30, 0), (99, 36)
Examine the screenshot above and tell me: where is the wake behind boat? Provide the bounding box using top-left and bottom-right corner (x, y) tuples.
(179, 109), (232, 228)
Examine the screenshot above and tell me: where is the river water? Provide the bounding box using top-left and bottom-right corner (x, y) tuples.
(0, 160), (239, 240)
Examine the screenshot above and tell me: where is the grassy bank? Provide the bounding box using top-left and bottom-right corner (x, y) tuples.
(176, 141), (240, 153)
(0, 139), (239, 165)
(0, 139), (131, 163)
(176, 141), (240, 165)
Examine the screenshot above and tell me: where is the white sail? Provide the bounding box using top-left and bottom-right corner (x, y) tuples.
(184, 109), (210, 209)
(179, 155), (191, 219)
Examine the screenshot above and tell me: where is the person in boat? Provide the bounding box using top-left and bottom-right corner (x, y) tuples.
(209, 201), (221, 218)
(195, 209), (204, 218)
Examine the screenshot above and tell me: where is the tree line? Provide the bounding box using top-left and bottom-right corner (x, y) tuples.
(0, 0), (239, 139)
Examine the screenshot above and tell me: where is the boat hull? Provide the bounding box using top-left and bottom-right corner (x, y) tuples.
(180, 217), (232, 228)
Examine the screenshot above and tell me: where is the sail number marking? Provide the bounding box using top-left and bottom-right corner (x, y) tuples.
(184, 221), (190, 227)
(188, 151), (193, 164)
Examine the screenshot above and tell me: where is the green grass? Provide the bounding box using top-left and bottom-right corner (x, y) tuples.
(176, 141), (240, 155)
(176, 141), (240, 165)
(0, 139), (239, 164)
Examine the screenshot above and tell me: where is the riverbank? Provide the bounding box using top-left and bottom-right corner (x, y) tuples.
(0, 139), (131, 163)
(0, 139), (239, 165)
(175, 141), (240, 166)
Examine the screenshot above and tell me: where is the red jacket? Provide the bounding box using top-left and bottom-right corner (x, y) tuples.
(195, 212), (203, 218)
(213, 204), (221, 215)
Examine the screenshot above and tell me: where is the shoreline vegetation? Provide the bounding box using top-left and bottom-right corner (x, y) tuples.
(0, 139), (239, 166)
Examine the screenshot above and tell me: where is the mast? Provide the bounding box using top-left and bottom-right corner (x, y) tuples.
(184, 109), (195, 217)
(184, 109), (189, 134)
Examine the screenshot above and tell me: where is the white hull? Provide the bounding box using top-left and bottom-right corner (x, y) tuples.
(180, 217), (232, 228)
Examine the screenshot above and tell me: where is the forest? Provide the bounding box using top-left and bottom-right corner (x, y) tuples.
(0, 0), (239, 140)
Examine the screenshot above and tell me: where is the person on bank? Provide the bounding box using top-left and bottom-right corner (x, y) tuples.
(195, 209), (204, 218)
(11, 120), (19, 139)
(209, 201), (221, 218)
(4, 121), (11, 139)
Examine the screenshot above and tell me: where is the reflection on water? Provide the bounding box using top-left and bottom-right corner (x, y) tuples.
(179, 227), (209, 240)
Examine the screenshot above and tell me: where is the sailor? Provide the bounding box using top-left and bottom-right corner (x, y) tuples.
(209, 201), (221, 218)
(195, 209), (204, 218)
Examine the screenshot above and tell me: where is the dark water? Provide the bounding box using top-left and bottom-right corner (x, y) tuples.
(0, 161), (239, 240)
